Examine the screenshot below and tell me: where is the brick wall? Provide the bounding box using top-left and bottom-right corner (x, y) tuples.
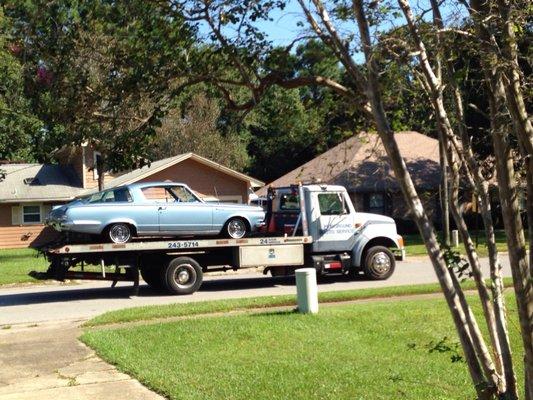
(139, 158), (250, 203)
(0, 204), (60, 249)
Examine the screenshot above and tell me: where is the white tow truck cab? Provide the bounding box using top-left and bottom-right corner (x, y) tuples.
(43, 184), (405, 295)
(264, 185), (404, 279)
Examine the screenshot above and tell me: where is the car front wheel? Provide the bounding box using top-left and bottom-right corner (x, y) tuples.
(106, 223), (132, 244)
(224, 217), (249, 239)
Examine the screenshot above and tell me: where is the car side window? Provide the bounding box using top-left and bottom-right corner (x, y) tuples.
(87, 192), (105, 204)
(112, 188), (133, 202)
(141, 187), (176, 203)
(318, 193), (348, 215)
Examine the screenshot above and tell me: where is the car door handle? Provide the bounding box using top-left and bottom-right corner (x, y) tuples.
(158, 206), (167, 211)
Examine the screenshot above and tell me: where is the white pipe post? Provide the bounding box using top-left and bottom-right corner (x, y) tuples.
(295, 268), (319, 314)
(451, 230), (459, 247)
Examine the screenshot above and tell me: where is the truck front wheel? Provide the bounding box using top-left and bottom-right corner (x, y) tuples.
(163, 256), (203, 295)
(363, 246), (395, 280)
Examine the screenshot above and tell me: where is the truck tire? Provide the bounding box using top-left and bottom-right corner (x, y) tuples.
(363, 246), (395, 280)
(140, 266), (164, 291)
(163, 256), (203, 295)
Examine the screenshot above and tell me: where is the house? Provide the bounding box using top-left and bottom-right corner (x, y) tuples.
(0, 145), (263, 249)
(257, 131), (442, 232)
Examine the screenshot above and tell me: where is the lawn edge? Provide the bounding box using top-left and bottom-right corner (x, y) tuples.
(84, 278), (514, 328)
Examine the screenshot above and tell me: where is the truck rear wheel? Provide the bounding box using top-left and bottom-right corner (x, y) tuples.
(163, 256), (203, 295)
(140, 266), (164, 291)
(363, 246), (395, 280)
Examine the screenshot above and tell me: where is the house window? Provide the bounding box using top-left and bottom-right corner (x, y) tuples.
(368, 193), (384, 214)
(23, 205), (41, 224)
(365, 193), (392, 215)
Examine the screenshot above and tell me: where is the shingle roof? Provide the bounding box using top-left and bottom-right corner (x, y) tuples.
(256, 131), (441, 195)
(0, 164), (82, 202)
(92, 152), (264, 193)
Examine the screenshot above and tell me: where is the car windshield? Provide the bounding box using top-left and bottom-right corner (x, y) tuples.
(169, 186), (200, 203)
(141, 186), (201, 203)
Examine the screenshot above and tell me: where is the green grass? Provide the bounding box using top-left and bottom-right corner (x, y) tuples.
(403, 230), (524, 257)
(0, 248), (49, 285)
(82, 294), (524, 400)
(85, 278), (514, 327)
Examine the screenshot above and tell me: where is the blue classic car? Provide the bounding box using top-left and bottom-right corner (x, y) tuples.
(46, 182), (266, 243)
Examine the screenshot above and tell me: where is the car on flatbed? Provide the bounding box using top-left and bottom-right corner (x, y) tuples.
(46, 182), (265, 243)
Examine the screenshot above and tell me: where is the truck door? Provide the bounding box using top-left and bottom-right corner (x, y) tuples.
(312, 191), (357, 252)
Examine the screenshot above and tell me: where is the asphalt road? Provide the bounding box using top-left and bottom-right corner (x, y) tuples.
(0, 256), (513, 326)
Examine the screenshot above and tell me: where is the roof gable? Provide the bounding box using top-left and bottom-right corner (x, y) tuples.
(257, 131), (440, 195)
(100, 153), (264, 191)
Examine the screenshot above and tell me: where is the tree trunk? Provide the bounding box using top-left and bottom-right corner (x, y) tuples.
(464, 0), (533, 393)
(427, 1), (518, 392)
(96, 155), (105, 192)
(445, 134), (502, 392)
(351, 1), (492, 397)
(440, 140), (450, 246)
(395, 0), (512, 395)
(495, 3), (533, 394)
(488, 74), (533, 400)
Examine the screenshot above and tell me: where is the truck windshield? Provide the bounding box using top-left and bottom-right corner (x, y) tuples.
(318, 193), (347, 215)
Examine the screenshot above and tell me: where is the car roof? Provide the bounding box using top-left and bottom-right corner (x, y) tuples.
(125, 182), (187, 189)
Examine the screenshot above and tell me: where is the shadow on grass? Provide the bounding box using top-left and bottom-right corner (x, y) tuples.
(249, 309), (298, 317)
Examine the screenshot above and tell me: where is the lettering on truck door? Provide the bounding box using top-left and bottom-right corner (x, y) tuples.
(314, 191), (357, 252)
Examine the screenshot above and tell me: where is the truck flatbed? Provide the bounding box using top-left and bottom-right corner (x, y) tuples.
(48, 235), (313, 254)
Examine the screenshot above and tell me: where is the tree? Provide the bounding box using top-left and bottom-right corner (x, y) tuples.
(174, 0), (530, 397)
(0, 8), (42, 161)
(4, 0), (198, 189)
(151, 92), (249, 171)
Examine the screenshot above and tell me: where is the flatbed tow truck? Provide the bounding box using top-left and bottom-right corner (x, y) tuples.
(42, 184), (405, 296)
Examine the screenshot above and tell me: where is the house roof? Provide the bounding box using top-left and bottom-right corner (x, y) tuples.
(256, 131), (441, 196)
(94, 152), (264, 193)
(0, 164), (82, 203)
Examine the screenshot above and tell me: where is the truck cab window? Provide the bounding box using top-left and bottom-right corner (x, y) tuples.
(318, 193), (348, 215)
(279, 193), (300, 211)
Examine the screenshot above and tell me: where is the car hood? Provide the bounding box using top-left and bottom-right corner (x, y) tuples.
(355, 212), (395, 224)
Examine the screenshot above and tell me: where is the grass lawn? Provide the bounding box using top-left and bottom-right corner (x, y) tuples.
(82, 294), (524, 400)
(85, 278), (514, 327)
(402, 229), (526, 257)
(0, 248), (49, 285)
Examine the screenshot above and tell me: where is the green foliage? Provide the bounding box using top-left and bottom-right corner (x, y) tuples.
(4, 0), (197, 173)
(150, 92), (250, 171)
(0, 9), (42, 161)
